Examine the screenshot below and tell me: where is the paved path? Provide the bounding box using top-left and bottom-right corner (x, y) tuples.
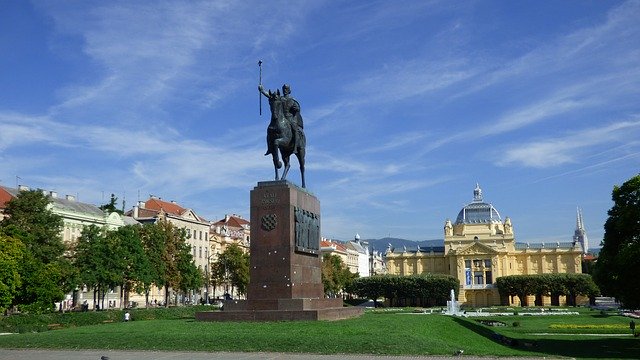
(0, 349), (551, 360)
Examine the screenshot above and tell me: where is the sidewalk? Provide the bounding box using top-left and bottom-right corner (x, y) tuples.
(0, 349), (550, 360)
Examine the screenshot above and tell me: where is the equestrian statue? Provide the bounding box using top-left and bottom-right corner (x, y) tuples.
(258, 83), (306, 188)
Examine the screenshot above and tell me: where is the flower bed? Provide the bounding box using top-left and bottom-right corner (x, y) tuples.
(549, 324), (628, 330)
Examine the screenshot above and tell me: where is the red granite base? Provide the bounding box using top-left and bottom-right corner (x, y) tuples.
(195, 181), (364, 322)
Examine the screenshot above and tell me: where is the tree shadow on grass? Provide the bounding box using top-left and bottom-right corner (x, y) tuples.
(452, 317), (640, 359)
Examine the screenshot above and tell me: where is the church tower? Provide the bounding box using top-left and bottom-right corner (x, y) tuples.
(573, 207), (589, 254)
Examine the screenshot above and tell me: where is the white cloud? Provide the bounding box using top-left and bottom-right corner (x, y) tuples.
(499, 120), (640, 168)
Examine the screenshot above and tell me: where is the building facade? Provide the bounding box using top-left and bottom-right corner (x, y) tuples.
(385, 185), (583, 307)
(208, 214), (250, 300)
(321, 238), (359, 274)
(129, 196), (210, 303)
(345, 234), (371, 277)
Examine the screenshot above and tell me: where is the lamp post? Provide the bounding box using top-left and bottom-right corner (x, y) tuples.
(205, 253), (216, 305)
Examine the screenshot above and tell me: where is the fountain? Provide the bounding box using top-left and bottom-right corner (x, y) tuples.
(445, 289), (460, 315)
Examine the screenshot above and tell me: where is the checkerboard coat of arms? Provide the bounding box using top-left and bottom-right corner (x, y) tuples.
(260, 214), (277, 231)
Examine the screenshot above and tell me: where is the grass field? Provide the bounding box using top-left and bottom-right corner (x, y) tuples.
(1, 308), (639, 358)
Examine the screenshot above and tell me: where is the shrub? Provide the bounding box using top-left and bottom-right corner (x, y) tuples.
(512, 321), (520, 327)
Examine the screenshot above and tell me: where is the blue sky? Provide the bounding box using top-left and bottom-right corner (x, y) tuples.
(1, 1), (639, 246)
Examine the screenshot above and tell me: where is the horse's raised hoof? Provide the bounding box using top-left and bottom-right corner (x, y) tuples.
(277, 161), (282, 169)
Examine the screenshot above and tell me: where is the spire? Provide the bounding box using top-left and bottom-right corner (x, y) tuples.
(473, 183), (483, 202)
(573, 207), (589, 254)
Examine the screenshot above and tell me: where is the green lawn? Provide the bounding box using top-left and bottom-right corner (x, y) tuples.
(0, 309), (639, 358)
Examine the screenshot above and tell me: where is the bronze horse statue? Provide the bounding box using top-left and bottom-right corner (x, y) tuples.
(260, 85), (306, 188)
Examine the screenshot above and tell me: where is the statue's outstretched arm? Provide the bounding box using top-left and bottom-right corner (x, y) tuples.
(258, 85), (270, 98)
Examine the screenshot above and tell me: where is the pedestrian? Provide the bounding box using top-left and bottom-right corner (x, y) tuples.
(124, 311), (130, 322)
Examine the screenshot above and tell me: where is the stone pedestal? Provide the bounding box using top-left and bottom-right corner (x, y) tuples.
(196, 180), (363, 321)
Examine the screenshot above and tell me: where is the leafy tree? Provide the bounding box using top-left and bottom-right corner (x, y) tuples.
(139, 221), (197, 306)
(99, 193), (123, 215)
(0, 190), (64, 263)
(139, 222), (168, 306)
(160, 221), (186, 305)
(211, 244), (249, 298)
(594, 174), (640, 309)
(0, 234), (24, 312)
(175, 244), (204, 300)
(347, 274), (458, 307)
(562, 273), (600, 306)
(0, 190), (68, 312)
(497, 273), (599, 307)
(321, 254), (357, 297)
(109, 225), (153, 308)
(346, 275), (385, 307)
(73, 225), (121, 309)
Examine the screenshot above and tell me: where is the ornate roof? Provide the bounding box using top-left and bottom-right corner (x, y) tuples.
(455, 184), (502, 225)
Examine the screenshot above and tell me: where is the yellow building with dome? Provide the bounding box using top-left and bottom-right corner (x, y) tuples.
(385, 185), (584, 307)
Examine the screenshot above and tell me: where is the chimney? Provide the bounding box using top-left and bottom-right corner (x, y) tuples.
(225, 214), (230, 222)
(133, 205), (139, 219)
(65, 195), (75, 201)
(138, 201), (145, 209)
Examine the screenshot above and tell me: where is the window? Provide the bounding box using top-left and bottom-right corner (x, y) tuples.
(473, 259), (482, 268)
(484, 259), (492, 268)
(474, 272), (484, 285)
(199, 231), (202, 240)
(465, 260), (471, 268)
(199, 247), (202, 258)
(193, 246), (196, 257)
(485, 271), (493, 284)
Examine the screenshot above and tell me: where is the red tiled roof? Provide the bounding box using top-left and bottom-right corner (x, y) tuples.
(212, 215), (249, 228)
(144, 198), (186, 216)
(321, 240), (348, 252)
(0, 187), (15, 209)
(320, 240), (333, 247)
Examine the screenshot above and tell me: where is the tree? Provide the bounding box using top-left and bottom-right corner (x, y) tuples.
(321, 254), (357, 297)
(73, 225), (121, 310)
(0, 190), (68, 312)
(99, 193), (123, 215)
(109, 225), (153, 308)
(497, 273), (599, 307)
(139, 221), (198, 306)
(139, 222), (168, 306)
(175, 244), (204, 301)
(211, 244), (249, 298)
(347, 274), (458, 307)
(0, 190), (64, 263)
(0, 234), (24, 313)
(594, 174), (640, 309)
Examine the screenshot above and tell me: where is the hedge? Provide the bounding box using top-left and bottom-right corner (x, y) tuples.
(346, 274), (459, 307)
(496, 273), (599, 306)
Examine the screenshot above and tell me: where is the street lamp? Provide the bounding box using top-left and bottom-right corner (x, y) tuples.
(205, 253), (216, 305)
